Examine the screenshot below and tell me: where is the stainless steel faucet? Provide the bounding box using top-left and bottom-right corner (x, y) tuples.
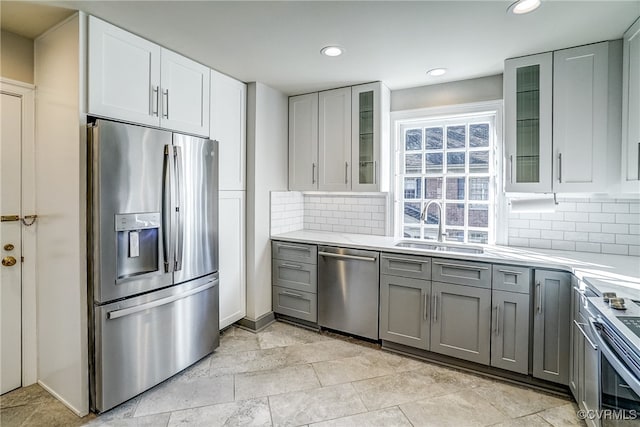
(420, 200), (446, 242)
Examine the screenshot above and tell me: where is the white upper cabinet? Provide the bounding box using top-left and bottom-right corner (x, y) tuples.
(211, 70), (246, 191)
(351, 82), (390, 192)
(504, 41), (623, 194)
(88, 16), (161, 127)
(88, 16), (210, 137)
(553, 41), (621, 193)
(504, 52), (553, 193)
(289, 93), (319, 191)
(160, 49), (210, 137)
(622, 17), (640, 193)
(319, 87), (352, 191)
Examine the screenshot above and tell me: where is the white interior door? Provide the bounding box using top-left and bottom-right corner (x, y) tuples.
(1, 92), (23, 394)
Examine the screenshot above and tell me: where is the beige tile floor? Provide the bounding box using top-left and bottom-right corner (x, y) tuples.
(0, 321), (586, 427)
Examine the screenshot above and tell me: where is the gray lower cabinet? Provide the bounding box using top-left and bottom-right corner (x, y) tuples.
(430, 281), (491, 365)
(272, 241), (318, 322)
(272, 286), (317, 322)
(533, 269), (571, 385)
(379, 274), (430, 349)
(490, 290), (530, 374)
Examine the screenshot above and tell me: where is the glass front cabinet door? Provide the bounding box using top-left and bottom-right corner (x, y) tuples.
(504, 52), (553, 193)
(351, 82), (390, 192)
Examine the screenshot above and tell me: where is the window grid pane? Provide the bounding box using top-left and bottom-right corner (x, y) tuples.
(399, 115), (495, 244)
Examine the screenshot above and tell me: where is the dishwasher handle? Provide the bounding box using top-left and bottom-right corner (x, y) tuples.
(318, 251), (377, 262)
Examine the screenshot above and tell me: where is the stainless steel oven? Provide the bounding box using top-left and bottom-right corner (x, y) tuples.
(590, 310), (640, 426)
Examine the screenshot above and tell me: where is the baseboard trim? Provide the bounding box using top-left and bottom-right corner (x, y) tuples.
(236, 312), (276, 332)
(38, 380), (87, 417)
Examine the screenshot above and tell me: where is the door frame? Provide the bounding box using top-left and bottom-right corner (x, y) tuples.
(1, 78), (37, 387)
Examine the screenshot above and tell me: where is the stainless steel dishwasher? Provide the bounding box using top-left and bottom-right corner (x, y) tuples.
(318, 246), (380, 340)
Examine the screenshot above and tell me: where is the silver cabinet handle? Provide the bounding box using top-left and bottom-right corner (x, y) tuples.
(498, 269), (523, 275)
(432, 294), (439, 322)
(637, 142), (640, 180)
(423, 292), (429, 321)
(280, 263), (303, 270)
(281, 290), (304, 299)
(374, 160), (377, 185)
(174, 146), (184, 271)
(433, 261), (489, 271)
(496, 304), (501, 336)
(319, 251), (376, 262)
(345, 162), (349, 184)
(558, 152), (563, 183)
(162, 89), (169, 119)
(151, 85), (159, 116)
(535, 281), (542, 314)
(277, 243), (311, 252)
(107, 279), (217, 320)
(493, 305), (497, 334)
(312, 163), (316, 184)
(510, 155), (514, 184)
(382, 256), (428, 265)
(574, 320), (597, 351)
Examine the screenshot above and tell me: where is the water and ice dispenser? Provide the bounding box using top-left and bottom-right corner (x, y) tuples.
(115, 213), (161, 280)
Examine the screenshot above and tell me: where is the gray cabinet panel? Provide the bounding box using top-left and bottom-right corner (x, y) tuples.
(533, 270), (571, 385)
(272, 241), (317, 264)
(381, 253), (431, 280)
(492, 265), (531, 294)
(432, 260), (491, 289)
(379, 275), (430, 349)
(272, 285), (317, 322)
(491, 291), (530, 374)
(272, 259), (317, 293)
(430, 282), (491, 365)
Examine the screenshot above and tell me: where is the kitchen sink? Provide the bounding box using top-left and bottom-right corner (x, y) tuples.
(394, 240), (484, 254)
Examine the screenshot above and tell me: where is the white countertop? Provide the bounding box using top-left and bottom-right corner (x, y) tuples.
(271, 230), (640, 299)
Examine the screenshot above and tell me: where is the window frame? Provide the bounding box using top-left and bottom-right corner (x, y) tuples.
(390, 100), (506, 245)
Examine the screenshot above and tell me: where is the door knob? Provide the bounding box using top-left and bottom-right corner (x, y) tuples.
(2, 256), (17, 267)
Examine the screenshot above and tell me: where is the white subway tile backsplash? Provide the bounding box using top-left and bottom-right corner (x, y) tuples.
(300, 193), (387, 236)
(508, 197), (638, 256)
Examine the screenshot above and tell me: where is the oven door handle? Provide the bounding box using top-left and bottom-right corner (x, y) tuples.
(590, 318), (640, 396)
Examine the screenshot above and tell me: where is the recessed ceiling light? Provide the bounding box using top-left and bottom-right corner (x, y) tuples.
(427, 68), (447, 77)
(508, 0), (541, 15)
(321, 46), (344, 57)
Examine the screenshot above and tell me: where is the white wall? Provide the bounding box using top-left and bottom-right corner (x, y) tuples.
(34, 14), (88, 416)
(391, 74), (503, 112)
(1, 30), (34, 83)
(246, 82), (288, 322)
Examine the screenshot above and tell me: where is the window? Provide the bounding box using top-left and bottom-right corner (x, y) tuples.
(396, 110), (499, 244)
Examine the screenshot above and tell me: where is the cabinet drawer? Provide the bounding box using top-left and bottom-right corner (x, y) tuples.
(272, 286), (317, 323)
(432, 259), (491, 289)
(381, 253), (431, 280)
(492, 265), (531, 294)
(272, 259), (317, 293)
(272, 241), (317, 264)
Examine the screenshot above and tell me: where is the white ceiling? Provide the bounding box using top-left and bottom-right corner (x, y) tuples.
(6, 1), (640, 95)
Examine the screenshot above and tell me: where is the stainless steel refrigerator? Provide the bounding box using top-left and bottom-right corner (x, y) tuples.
(87, 119), (219, 413)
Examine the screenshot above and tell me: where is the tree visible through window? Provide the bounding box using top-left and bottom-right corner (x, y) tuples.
(398, 113), (496, 244)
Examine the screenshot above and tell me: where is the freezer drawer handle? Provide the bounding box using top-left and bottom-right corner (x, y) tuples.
(106, 279), (217, 320)
(319, 251), (377, 262)
(433, 261), (488, 271)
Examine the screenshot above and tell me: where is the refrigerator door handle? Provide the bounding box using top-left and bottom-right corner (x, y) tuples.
(106, 279), (217, 320)
(162, 145), (171, 273)
(174, 146), (184, 271)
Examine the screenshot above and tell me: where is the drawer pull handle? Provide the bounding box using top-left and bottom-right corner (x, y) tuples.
(107, 280), (217, 320)
(497, 269), (523, 275)
(382, 256), (427, 265)
(280, 263), (303, 270)
(423, 292), (429, 320)
(573, 320), (598, 351)
(319, 252), (377, 262)
(433, 261), (488, 271)
(277, 244), (312, 252)
(281, 290), (304, 299)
